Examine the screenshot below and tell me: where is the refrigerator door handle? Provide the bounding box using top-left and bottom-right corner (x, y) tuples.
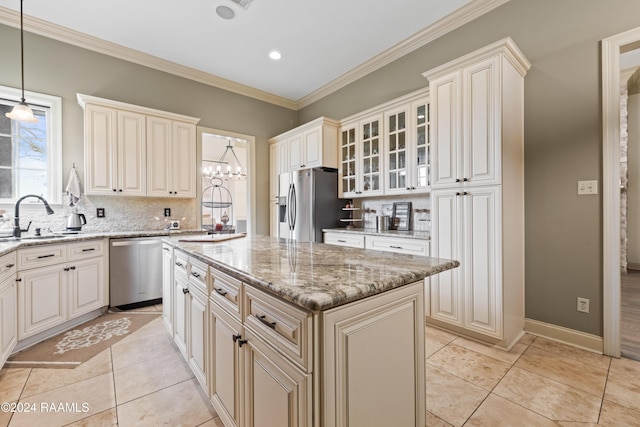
(287, 183), (294, 231)
(290, 183), (297, 231)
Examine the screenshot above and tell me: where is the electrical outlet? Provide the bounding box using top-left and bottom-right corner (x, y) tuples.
(577, 297), (590, 313)
(164, 208), (171, 217)
(578, 180), (598, 195)
(96, 208), (105, 218)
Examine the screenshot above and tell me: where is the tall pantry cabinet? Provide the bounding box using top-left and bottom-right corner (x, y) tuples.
(423, 38), (530, 349)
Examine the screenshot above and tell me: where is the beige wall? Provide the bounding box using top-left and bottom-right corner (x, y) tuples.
(0, 23), (297, 235)
(300, 0), (640, 336)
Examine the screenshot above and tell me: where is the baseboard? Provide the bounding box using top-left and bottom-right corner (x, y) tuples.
(627, 262), (640, 271)
(524, 318), (603, 354)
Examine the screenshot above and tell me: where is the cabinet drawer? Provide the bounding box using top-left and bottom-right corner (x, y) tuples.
(244, 285), (312, 371)
(365, 235), (429, 257)
(67, 239), (105, 261)
(17, 244), (66, 270)
(323, 232), (365, 248)
(210, 268), (242, 319)
(0, 251), (17, 283)
(188, 257), (208, 294)
(174, 250), (188, 277)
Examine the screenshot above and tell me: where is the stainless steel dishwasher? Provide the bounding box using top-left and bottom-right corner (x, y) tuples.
(109, 237), (163, 308)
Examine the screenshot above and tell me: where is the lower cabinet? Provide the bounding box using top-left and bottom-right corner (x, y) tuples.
(161, 244), (173, 335)
(16, 240), (107, 341)
(0, 253), (17, 366)
(189, 285), (208, 389)
(173, 271), (189, 358)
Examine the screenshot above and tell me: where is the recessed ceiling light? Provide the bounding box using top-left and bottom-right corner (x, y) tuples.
(269, 50), (282, 60)
(216, 5), (235, 19)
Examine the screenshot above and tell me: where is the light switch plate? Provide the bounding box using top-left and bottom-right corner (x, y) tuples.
(578, 180), (598, 195)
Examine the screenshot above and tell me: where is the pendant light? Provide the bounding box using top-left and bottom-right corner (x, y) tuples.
(5, 0), (37, 123)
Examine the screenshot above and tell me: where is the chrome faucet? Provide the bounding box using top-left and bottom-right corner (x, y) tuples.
(13, 195), (55, 238)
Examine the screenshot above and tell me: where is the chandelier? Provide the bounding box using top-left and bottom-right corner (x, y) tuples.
(202, 140), (247, 180)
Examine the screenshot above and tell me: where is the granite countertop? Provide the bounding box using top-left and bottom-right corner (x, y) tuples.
(323, 227), (431, 241)
(0, 229), (204, 257)
(164, 234), (457, 311)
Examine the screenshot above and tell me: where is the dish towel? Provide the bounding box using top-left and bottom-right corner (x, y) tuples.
(65, 167), (82, 206)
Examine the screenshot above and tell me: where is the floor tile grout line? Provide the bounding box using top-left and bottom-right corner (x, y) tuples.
(109, 345), (120, 427)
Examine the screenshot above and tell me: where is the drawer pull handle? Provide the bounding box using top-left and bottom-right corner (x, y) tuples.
(37, 254), (55, 259)
(215, 288), (228, 297)
(5, 263), (14, 268)
(337, 239), (347, 243)
(191, 271), (200, 278)
(390, 245), (403, 249)
(175, 262), (183, 267)
(82, 248), (96, 252)
(256, 314), (276, 329)
(182, 288), (190, 294)
(163, 247), (170, 252)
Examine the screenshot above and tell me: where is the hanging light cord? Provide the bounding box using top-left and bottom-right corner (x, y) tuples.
(18, 0), (26, 103)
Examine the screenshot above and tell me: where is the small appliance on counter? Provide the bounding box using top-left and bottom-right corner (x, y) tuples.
(66, 210), (86, 231)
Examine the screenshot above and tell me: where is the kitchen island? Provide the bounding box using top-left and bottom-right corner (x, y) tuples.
(162, 234), (459, 427)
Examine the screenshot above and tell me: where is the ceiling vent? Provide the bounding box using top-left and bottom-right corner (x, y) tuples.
(229, 0), (254, 10)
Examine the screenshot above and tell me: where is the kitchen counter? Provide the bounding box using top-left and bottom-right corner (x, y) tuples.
(0, 229), (203, 257)
(323, 227), (430, 240)
(163, 234), (456, 311)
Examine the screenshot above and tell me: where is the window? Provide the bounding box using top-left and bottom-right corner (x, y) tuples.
(0, 85), (62, 205)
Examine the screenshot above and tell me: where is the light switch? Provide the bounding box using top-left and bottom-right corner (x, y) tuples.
(578, 180), (598, 195)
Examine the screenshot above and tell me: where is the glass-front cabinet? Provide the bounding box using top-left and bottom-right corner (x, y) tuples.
(413, 97), (430, 191)
(385, 106), (408, 193)
(338, 114), (384, 198)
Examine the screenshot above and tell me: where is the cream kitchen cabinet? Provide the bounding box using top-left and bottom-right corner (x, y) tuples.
(78, 93), (200, 198)
(161, 244), (174, 335)
(16, 240), (107, 340)
(338, 114), (384, 198)
(269, 140), (287, 237)
(172, 250), (189, 358)
(0, 252), (17, 367)
(82, 104), (147, 196)
(424, 38), (529, 348)
(147, 117), (197, 198)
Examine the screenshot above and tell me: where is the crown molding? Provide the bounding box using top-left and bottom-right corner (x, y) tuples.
(0, 0), (509, 111)
(295, 0), (511, 109)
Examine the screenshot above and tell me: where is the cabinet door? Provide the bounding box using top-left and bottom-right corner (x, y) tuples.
(243, 330), (311, 427)
(303, 127), (322, 167)
(0, 278), (17, 366)
(162, 246), (173, 335)
(358, 115), (383, 196)
(430, 189), (463, 326)
(338, 125), (358, 198)
(411, 98), (430, 192)
(17, 265), (67, 340)
(462, 56), (501, 186)
(430, 72), (462, 189)
(68, 257), (105, 319)
(84, 104), (117, 195)
(116, 110), (147, 196)
(287, 134), (304, 171)
(172, 121), (196, 197)
(173, 274), (189, 358)
(210, 302), (243, 427)
(189, 287), (208, 389)
(269, 142), (280, 200)
(385, 107), (409, 194)
(462, 187), (502, 338)
(146, 116), (172, 197)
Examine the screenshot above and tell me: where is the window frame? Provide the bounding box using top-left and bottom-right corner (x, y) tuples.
(0, 84), (62, 205)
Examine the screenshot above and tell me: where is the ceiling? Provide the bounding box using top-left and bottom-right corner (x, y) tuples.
(0, 0), (507, 110)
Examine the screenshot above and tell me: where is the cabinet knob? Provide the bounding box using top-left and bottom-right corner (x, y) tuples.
(237, 338), (247, 348)
(64, 267), (70, 271)
(113, 189), (117, 192)
(455, 178), (461, 183)
(118, 189), (123, 192)
(463, 178), (469, 182)
(182, 288), (189, 294)
(232, 334), (242, 342)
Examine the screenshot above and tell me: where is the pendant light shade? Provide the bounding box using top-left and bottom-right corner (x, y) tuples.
(5, 0), (38, 123)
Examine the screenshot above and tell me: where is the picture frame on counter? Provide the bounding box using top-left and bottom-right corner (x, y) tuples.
(392, 202), (411, 231)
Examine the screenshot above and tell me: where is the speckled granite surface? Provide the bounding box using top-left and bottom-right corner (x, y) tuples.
(323, 228), (431, 240)
(165, 234), (458, 311)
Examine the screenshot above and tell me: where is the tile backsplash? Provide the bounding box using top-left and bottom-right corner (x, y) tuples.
(0, 194), (198, 234)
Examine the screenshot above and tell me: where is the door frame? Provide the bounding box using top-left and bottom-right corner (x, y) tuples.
(602, 25), (640, 357)
(197, 126), (256, 235)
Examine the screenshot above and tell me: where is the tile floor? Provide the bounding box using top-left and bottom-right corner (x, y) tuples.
(1, 305), (639, 426)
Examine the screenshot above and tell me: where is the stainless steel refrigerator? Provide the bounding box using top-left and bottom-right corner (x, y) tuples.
(278, 167), (344, 242)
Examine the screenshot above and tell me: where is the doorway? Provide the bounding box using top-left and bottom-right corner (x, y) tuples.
(197, 126), (256, 235)
(602, 26), (640, 358)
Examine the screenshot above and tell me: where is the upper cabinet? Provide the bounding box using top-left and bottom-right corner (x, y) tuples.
(77, 94), (200, 198)
(269, 117), (339, 173)
(424, 39), (530, 190)
(337, 88), (430, 198)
